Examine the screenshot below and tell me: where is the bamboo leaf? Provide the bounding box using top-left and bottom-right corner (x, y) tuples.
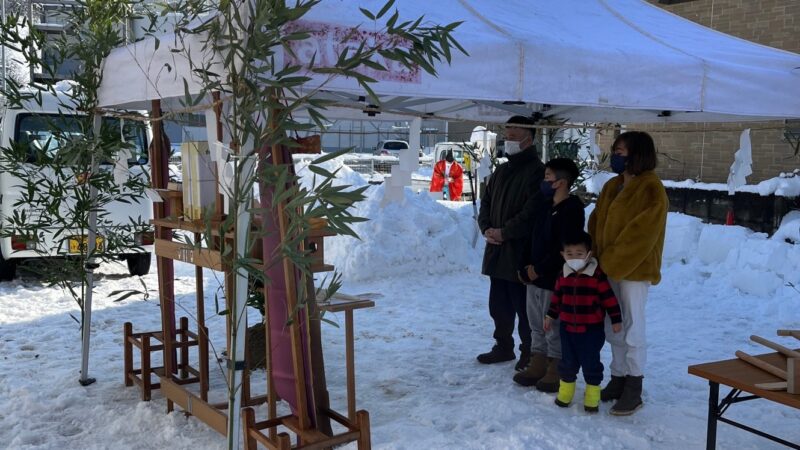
(376, 0), (395, 19)
(359, 7), (375, 20)
(311, 147), (352, 165)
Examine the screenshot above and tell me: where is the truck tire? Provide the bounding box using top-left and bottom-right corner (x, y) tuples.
(0, 251), (17, 282)
(126, 253), (151, 277)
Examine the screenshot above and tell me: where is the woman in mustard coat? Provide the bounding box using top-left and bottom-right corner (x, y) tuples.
(588, 131), (668, 416)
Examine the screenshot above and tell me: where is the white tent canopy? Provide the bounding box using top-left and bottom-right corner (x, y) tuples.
(98, 0), (800, 122)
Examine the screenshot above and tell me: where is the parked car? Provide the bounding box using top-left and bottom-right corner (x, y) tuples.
(374, 140), (410, 157)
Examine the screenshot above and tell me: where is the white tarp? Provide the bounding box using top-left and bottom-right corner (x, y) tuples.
(98, 0), (800, 123)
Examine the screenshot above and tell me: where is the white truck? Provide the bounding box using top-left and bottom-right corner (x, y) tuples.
(0, 92), (154, 281)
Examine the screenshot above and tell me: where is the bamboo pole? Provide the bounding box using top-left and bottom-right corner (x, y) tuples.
(777, 330), (800, 341)
(78, 116), (101, 387)
(750, 335), (800, 359)
(270, 101), (311, 431)
(735, 350), (787, 379)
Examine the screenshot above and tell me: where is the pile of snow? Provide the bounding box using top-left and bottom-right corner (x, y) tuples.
(294, 154), (483, 282)
(584, 169), (800, 198)
(773, 210), (800, 243)
(662, 213), (800, 298)
(582, 170), (616, 195)
(662, 174), (800, 197)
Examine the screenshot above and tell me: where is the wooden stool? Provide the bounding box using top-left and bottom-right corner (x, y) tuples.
(123, 317), (209, 401)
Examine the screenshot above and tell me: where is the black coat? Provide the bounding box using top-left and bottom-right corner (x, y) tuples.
(526, 194), (585, 291)
(478, 147), (545, 282)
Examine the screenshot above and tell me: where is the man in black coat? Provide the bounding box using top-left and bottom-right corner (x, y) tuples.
(477, 115), (545, 370)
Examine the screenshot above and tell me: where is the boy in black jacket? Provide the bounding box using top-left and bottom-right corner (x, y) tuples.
(514, 158), (585, 392)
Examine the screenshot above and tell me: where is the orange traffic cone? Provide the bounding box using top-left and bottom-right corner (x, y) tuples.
(725, 208), (735, 225)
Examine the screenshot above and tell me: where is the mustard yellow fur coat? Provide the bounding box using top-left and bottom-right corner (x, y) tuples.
(588, 170), (668, 284)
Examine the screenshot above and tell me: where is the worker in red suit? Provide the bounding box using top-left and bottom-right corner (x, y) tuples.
(430, 150), (464, 200)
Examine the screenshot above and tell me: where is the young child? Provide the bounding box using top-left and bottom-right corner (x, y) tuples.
(544, 231), (622, 412)
(514, 158), (584, 392)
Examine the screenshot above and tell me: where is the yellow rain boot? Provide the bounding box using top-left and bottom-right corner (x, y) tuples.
(584, 384), (601, 413)
(554, 380), (576, 408)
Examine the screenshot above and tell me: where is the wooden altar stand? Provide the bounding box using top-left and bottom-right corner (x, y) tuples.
(122, 101), (268, 429)
(122, 99), (372, 448)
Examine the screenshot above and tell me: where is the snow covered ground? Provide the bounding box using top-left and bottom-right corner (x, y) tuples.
(1, 158), (799, 449)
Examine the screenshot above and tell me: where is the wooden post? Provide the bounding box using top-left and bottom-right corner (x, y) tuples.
(789, 358), (799, 394)
(242, 407), (257, 450)
(356, 410), (371, 450)
(180, 317), (189, 379)
(123, 322), (133, 387)
(141, 334), (151, 401)
(212, 91), (225, 218)
(200, 325), (209, 401)
(277, 432), (292, 450)
(150, 100), (176, 383)
(346, 309), (356, 421)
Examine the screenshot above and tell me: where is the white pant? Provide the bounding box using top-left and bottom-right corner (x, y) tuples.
(605, 279), (650, 377)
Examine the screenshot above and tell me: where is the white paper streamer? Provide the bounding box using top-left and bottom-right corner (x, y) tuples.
(113, 119), (131, 186)
(589, 128), (602, 158)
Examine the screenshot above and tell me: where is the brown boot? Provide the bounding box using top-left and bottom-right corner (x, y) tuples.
(535, 357), (560, 393)
(512, 353), (547, 387)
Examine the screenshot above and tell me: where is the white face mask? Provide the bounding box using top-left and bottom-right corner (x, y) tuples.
(565, 259), (585, 271)
(505, 140), (522, 155)
(566, 254), (590, 272)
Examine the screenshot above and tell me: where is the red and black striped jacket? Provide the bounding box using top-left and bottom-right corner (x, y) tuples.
(547, 258), (622, 333)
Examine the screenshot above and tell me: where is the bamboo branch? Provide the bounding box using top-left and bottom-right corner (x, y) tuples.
(735, 350), (787, 380)
(750, 335), (800, 359)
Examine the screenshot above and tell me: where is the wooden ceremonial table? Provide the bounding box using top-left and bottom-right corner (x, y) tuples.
(689, 350), (800, 449)
(318, 295), (376, 421)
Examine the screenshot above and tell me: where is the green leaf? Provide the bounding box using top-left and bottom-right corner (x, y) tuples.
(386, 10), (400, 30)
(359, 7), (375, 20)
(311, 147), (352, 165)
(376, 0), (395, 20)
(109, 289), (145, 302)
(307, 164), (334, 178)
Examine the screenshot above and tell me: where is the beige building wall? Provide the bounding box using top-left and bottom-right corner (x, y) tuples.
(642, 0), (800, 183)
